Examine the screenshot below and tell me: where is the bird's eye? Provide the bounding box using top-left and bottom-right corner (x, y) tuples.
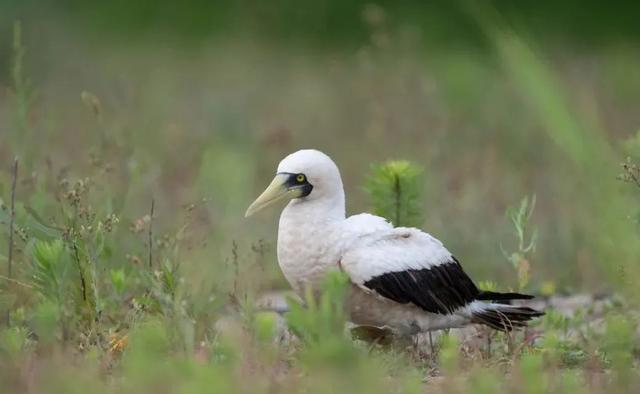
(296, 174), (306, 183)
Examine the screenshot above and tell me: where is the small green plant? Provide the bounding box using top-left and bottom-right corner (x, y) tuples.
(284, 270), (362, 367)
(364, 160), (424, 227)
(30, 239), (71, 304)
(0, 326), (30, 359)
(517, 352), (547, 394)
(502, 195), (538, 291)
(285, 270), (350, 345)
(618, 156), (640, 189)
(438, 333), (460, 374)
(110, 268), (127, 295)
(603, 314), (635, 387)
(477, 280), (499, 292)
(618, 149), (640, 231)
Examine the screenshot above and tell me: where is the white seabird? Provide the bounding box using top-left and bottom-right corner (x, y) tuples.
(246, 149), (543, 334)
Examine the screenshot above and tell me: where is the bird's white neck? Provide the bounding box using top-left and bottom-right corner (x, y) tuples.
(283, 192), (345, 222)
(277, 189), (346, 292)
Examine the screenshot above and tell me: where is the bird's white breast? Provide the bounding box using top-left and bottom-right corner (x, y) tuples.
(277, 207), (391, 294)
(277, 211), (342, 293)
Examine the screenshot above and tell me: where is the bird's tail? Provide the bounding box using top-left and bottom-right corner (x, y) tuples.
(471, 302), (544, 332)
(476, 291), (534, 301)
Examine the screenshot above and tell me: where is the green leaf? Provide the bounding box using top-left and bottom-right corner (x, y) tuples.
(477, 280), (498, 292)
(110, 268), (126, 294)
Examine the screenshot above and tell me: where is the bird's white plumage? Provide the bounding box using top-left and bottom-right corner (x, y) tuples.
(253, 149), (542, 334)
(340, 226), (453, 285)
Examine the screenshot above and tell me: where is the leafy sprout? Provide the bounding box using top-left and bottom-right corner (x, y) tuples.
(364, 160), (424, 228)
(501, 195), (538, 291)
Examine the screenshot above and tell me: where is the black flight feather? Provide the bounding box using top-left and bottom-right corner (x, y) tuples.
(363, 256), (541, 320)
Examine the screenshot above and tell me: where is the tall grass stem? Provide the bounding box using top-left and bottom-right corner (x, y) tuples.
(5, 158), (18, 325)
(148, 198), (155, 269)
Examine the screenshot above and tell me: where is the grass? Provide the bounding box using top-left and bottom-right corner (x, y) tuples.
(1, 8), (640, 393)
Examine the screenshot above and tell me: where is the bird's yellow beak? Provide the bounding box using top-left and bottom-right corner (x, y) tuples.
(245, 174), (301, 217)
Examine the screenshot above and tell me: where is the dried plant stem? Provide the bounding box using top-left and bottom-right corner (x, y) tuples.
(5, 158), (18, 325)
(393, 173), (401, 226)
(148, 198), (155, 269)
(232, 240), (239, 296)
(72, 243), (87, 302)
(0, 274), (33, 289)
(628, 170), (640, 188)
(7, 159), (18, 280)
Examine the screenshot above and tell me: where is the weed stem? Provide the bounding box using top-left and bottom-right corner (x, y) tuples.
(73, 243), (87, 302)
(148, 198), (155, 269)
(5, 158), (18, 325)
(393, 173), (401, 226)
(0, 274), (33, 289)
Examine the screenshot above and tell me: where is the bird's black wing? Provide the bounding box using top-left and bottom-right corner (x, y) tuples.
(362, 257), (480, 315)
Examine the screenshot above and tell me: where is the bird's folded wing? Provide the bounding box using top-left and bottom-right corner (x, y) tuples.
(340, 228), (480, 315)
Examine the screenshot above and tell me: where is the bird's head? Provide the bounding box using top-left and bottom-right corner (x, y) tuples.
(245, 149), (344, 217)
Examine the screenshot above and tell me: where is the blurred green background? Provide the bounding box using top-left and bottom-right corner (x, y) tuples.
(1, 2), (640, 393)
(3, 0), (640, 48)
(1, 0), (639, 294)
